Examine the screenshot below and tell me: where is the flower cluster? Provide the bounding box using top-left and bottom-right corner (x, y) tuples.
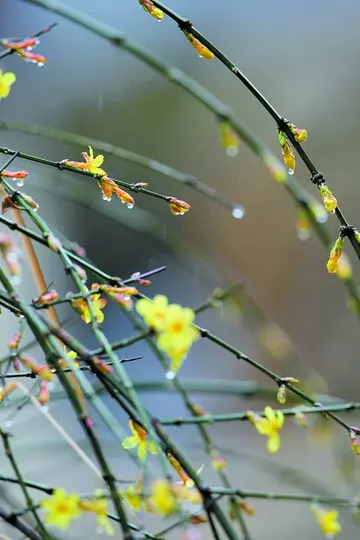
(1, 34), (47, 65)
(247, 406), (284, 454)
(40, 489), (113, 535)
(61, 146), (135, 206)
(136, 294), (200, 378)
(121, 478), (203, 517)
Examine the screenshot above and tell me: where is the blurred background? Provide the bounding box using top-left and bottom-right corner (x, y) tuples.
(0, 0), (360, 538)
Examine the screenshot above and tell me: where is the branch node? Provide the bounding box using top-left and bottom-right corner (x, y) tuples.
(339, 225), (356, 238)
(310, 172), (325, 186)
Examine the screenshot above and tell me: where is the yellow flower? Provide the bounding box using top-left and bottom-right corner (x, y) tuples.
(81, 146), (106, 175)
(80, 498), (114, 536)
(72, 295), (107, 324)
(121, 483), (143, 512)
(40, 489), (81, 530)
(157, 304), (199, 377)
(0, 69), (16, 99)
(122, 419), (158, 461)
(62, 146), (107, 176)
(149, 480), (177, 516)
(311, 506), (341, 538)
(250, 406), (284, 454)
(136, 294), (169, 331)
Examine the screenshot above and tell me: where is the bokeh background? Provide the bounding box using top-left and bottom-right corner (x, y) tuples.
(1, 0), (360, 538)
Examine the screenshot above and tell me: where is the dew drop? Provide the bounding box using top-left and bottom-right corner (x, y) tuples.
(330, 209), (336, 215)
(315, 213), (328, 224)
(16, 180), (24, 187)
(10, 276), (21, 286)
(127, 203), (134, 209)
(166, 371), (176, 380)
(226, 146), (239, 158)
(102, 194), (111, 202)
(179, 211), (185, 216)
(4, 419), (13, 428)
(232, 206), (245, 220)
(37, 62), (44, 67)
(288, 168), (294, 175)
(42, 405), (49, 413)
(297, 229), (310, 241)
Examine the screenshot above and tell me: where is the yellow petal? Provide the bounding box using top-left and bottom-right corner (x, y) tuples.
(88, 146), (94, 160)
(267, 434), (280, 454)
(276, 410), (284, 428)
(93, 154), (104, 167)
(122, 435), (139, 450)
(2, 72), (16, 86)
(264, 406), (276, 423)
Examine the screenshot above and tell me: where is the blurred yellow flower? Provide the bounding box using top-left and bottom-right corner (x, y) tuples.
(80, 498), (114, 536)
(311, 506), (341, 538)
(121, 482), (143, 512)
(136, 294), (169, 331)
(149, 480), (177, 516)
(40, 489), (81, 530)
(0, 69), (16, 99)
(122, 419), (158, 461)
(72, 294), (107, 324)
(250, 406), (284, 454)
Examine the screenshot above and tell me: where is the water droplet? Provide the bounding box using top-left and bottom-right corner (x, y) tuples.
(226, 146), (239, 158)
(315, 214), (327, 224)
(42, 405), (49, 413)
(37, 62), (44, 67)
(26, 46), (33, 51)
(232, 206), (245, 219)
(179, 211), (185, 215)
(297, 229), (310, 241)
(10, 276), (21, 286)
(102, 194), (111, 202)
(127, 203), (134, 209)
(288, 168), (294, 175)
(330, 209), (336, 215)
(166, 371), (176, 380)
(4, 419), (13, 428)
(16, 180), (24, 187)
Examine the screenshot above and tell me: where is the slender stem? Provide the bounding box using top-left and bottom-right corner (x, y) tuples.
(0, 145), (187, 208)
(0, 506), (42, 540)
(0, 120), (244, 213)
(160, 401), (360, 426)
(0, 428), (50, 539)
(150, 0), (360, 260)
(209, 487), (360, 507)
(18, 0), (360, 315)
